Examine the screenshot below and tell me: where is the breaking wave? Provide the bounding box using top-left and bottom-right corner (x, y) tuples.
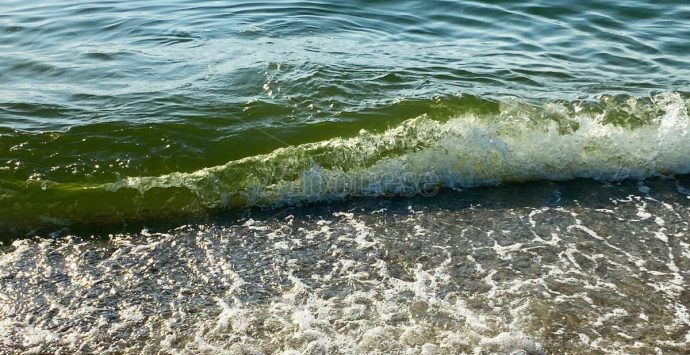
(2, 92), (689, 233)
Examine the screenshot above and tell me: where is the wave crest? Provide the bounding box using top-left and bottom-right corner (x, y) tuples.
(106, 92), (690, 207)
(2, 92), (688, 233)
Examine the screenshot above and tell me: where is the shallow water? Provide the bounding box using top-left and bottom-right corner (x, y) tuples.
(2, 179), (690, 353)
(1, 0), (690, 353)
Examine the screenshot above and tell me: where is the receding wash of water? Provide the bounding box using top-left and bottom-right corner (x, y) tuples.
(1, 0), (689, 353)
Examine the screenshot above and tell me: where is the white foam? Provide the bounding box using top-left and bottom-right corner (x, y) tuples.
(103, 93), (690, 209)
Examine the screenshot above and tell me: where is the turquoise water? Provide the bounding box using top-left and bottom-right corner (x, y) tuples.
(1, 1), (690, 353)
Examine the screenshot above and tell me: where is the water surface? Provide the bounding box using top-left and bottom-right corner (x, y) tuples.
(1, 0), (690, 353)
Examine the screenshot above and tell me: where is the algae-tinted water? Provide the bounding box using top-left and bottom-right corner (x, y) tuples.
(1, 1), (689, 353)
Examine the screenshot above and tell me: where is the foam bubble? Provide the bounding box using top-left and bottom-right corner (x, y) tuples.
(107, 92), (690, 210)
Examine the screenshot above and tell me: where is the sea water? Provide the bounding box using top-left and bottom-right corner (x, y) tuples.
(1, 0), (689, 353)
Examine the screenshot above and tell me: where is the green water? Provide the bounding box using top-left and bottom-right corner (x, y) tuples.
(1, 0), (690, 236)
(1, 2), (690, 353)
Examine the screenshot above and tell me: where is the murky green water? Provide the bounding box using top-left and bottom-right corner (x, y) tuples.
(1, 0), (689, 353)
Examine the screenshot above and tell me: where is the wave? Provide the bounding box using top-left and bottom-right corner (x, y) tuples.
(105, 92), (690, 204)
(1, 92), (689, 234)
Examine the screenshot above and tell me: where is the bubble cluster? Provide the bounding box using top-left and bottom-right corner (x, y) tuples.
(2, 178), (689, 353)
